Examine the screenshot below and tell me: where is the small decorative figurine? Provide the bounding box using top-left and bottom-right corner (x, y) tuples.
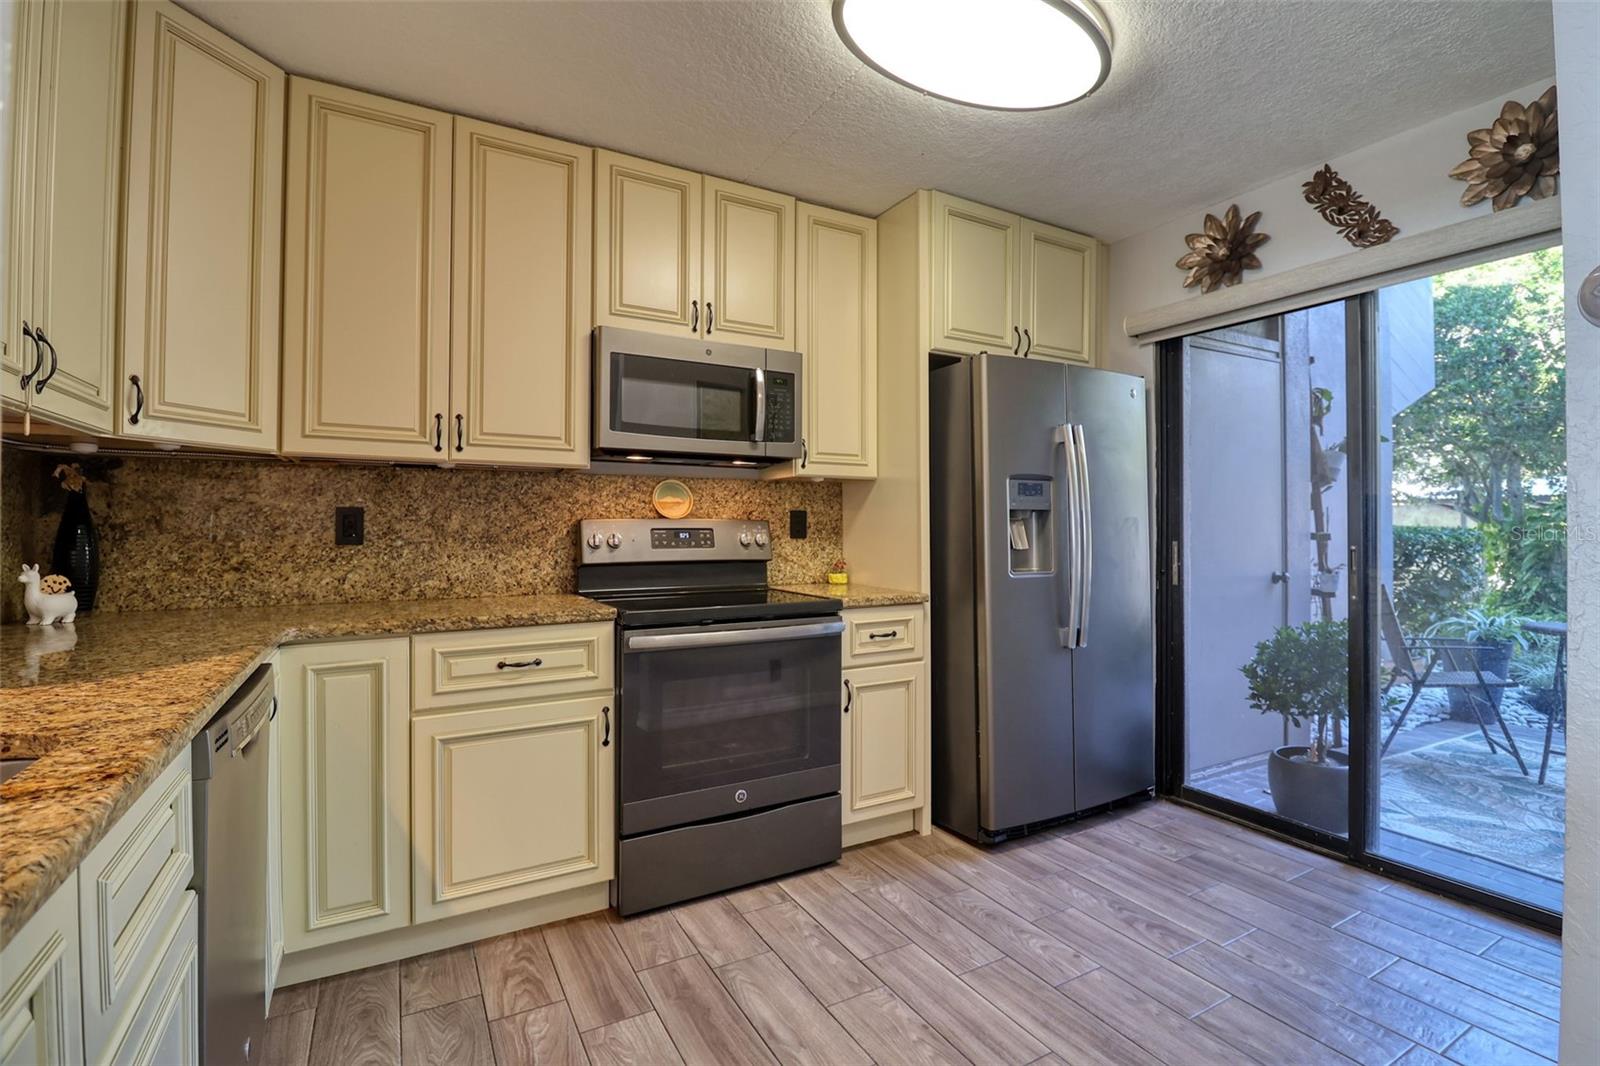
(18, 564), (78, 625)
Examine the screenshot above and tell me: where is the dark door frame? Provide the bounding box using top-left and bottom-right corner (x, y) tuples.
(1153, 296), (1561, 934)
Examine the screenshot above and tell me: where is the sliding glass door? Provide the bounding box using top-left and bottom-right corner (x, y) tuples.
(1159, 244), (1566, 924)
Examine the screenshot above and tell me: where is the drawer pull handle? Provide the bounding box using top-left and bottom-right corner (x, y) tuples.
(602, 706), (611, 747)
(867, 630), (899, 641)
(843, 679), (853, 714)
(496, 657), (543, 670)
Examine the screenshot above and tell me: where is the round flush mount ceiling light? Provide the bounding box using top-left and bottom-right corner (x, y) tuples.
(832, 0), (1111, 111)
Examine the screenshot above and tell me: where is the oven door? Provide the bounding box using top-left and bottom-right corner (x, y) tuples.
(618, 616), (843, 835)
(594, 327), (766, 459)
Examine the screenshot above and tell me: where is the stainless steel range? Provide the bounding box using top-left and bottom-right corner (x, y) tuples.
(577, 518), (844, 915)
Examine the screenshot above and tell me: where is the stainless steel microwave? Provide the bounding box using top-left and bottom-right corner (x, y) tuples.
(593, 326), (802, 464)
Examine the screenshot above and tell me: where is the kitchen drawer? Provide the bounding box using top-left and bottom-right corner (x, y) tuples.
(412, 623), (613, 710)
(841, 605), (925, 667)
(77, 752), (194, 1064)
(105, 890), (198, 1066)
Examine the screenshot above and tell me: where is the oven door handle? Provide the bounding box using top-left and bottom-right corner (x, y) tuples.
(624, 619), (844, 652)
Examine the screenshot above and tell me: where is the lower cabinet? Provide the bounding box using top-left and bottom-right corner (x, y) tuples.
(278, 637), (413, 952)
(0, 874), (82, 1066)
(412, 695), (614, 922)
(106, 893), (199, 1066)
(841, 660), (926, 825)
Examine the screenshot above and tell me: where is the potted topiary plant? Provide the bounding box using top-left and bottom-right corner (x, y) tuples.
(1425, 608), (1530, 721)
(1240, 619), (1350, 833)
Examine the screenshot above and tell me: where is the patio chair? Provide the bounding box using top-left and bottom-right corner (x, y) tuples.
(1379, 586), (1528, 776)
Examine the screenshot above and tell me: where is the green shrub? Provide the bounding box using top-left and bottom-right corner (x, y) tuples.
(1392, 526), (1486, 632)
(1241, 619), (1350, 760)
(1484, 495), (1566, 620)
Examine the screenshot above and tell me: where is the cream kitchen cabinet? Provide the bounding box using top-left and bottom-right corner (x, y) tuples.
(278, 637), (412, 952)
(1017, 218), (1099, 364)
(0, 873), (82, 1066)
(839, 604), (928, 832)
(2, 0), (126, 434)
(450, 119), (592, 466)
(595, 151), (794, 347)
(118, 0), (284, 451)
(770, 203), (877, 480)
(280, 78), (451, 462)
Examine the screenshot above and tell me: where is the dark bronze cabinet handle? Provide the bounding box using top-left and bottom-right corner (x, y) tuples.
(128, 374), (145, 425)
(18, 323), (43, 391)
(34, 328), (58, 391)
(705, 301), (714, 333)
(434, 413), (443, 452)
(455, 414), (464, 452)
(1012, 326), (1022, 355)
(801, 437), (808, 469)
(1023, 328), (1032, 357)
(690, 299), (699, 333)
(867, 629), (899, 641)
(843, 678), (853, 714)
(496, 657), (543, 670)
(601, 706), (611, 747)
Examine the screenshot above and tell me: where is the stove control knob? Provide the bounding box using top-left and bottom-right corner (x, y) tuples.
(753, 531), (769, 548)
(586, 532), (603, 551)
(606, 533), (623, 550)
(739, 531), (753, 547)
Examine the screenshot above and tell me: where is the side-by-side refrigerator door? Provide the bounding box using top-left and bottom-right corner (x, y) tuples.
(978, 353), (1075, 833)
(1065, 366), (1155, 810)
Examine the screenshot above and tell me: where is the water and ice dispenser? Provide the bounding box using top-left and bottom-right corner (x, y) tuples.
(1006, 476), (1054, 575)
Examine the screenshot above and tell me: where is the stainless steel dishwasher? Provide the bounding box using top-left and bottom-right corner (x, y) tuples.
(191, 663), (274, 1066)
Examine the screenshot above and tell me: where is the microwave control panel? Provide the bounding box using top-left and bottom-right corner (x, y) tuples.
(764, 372), (795, 442)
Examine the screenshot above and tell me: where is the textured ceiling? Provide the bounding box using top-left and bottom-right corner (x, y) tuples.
(185, 0), (1555, 242)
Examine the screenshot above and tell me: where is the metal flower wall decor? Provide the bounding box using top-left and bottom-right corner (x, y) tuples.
(1176, 204), (1269, 293)
(1302, 165), (1399, 248)
(1449, 85), (1558, 211)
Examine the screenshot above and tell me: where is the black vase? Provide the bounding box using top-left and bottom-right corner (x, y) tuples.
(51, 492), (99, 611)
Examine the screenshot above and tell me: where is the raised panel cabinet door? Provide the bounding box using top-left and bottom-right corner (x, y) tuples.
(931, 192), (1019, 357)
(702, 176), (794, 347)
(782, 202), (876, 479)
(2, 0), (44, 401)
(841, 660), (925, 824)
(278, 638), (412, 952)
(1018, 218), (1098, 364)
(120, 0), (284, 450)
(0, 873), (82, 1066)
(282, 78), (450, 460)
(594, 150), (701, 336)
(412, 695), (614, 923)
(4, 0), (125, 432)
(452, 119), (591, 466)
(106, 893), (199, 1066)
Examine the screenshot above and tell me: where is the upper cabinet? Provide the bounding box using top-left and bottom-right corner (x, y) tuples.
(930, 191), (1101, 365)
(771, 203), (876, 480)
(280, 78), (452, 461)
(451, 119), (591, 466)
(2, 0), (127, 434)
(120, 0), (284, 450)
(595, 152), (794, 349)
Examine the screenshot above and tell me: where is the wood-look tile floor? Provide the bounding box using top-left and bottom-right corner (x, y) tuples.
(263, 800), (1562, 1066)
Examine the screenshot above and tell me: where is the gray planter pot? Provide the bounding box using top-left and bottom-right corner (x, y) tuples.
(1266, 746), (1348, 835)
(1443, 640), (1513, 722)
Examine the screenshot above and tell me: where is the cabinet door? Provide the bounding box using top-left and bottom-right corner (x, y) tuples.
(594, 150), (701, 337)
(841, 660), (925, 824)
(278, 638), (412, 952)
(702, 176), (793, 347)
(0, 873), (82, 1066)
(120, 0), (284, 450)
(2, 0), (42, 398)
(1018, 219), (1098, 365)
(931, 192), (1018, 356)
(282, 78), (450, 461)
(452, 119), (591, 466)
(107, 893), (199, 1066)
(1, 0), (125, 432)
(412, 695), (613, 923)
(781, 203), (876, 479)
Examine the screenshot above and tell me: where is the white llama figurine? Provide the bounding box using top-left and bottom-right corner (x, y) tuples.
(18, 564), (77, 625)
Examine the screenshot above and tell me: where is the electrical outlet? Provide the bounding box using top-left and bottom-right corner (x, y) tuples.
(789, 509), (808, 540)
(335, 506), (364, 545)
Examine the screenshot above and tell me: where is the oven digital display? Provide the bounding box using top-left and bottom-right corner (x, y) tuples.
(651, 528), (715, 549)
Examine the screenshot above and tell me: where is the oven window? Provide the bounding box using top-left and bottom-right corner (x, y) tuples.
(621, 634), (839, 804)
(612, 352), (753, 441)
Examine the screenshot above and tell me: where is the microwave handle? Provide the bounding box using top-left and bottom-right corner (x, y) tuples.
(753, 367), (767, 443)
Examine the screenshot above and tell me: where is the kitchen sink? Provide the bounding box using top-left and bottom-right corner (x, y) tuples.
(0, 758), (38, 784)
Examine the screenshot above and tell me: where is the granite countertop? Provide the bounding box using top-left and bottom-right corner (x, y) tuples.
(0, 595), (614, 947)
(774, 582), (928, 608)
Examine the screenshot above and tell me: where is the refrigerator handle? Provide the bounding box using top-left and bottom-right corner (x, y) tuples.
(1074, 423), (1094, 647)
(1053, 424), (1079, 648)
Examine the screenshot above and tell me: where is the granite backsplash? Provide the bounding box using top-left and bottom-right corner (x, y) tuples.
(0, 448), (843, 621)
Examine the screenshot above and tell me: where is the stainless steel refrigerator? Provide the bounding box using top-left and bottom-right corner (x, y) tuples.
(930, 352), (1154, 842)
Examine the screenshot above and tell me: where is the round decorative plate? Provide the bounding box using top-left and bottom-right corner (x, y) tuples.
(652, 479), (694, 520)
